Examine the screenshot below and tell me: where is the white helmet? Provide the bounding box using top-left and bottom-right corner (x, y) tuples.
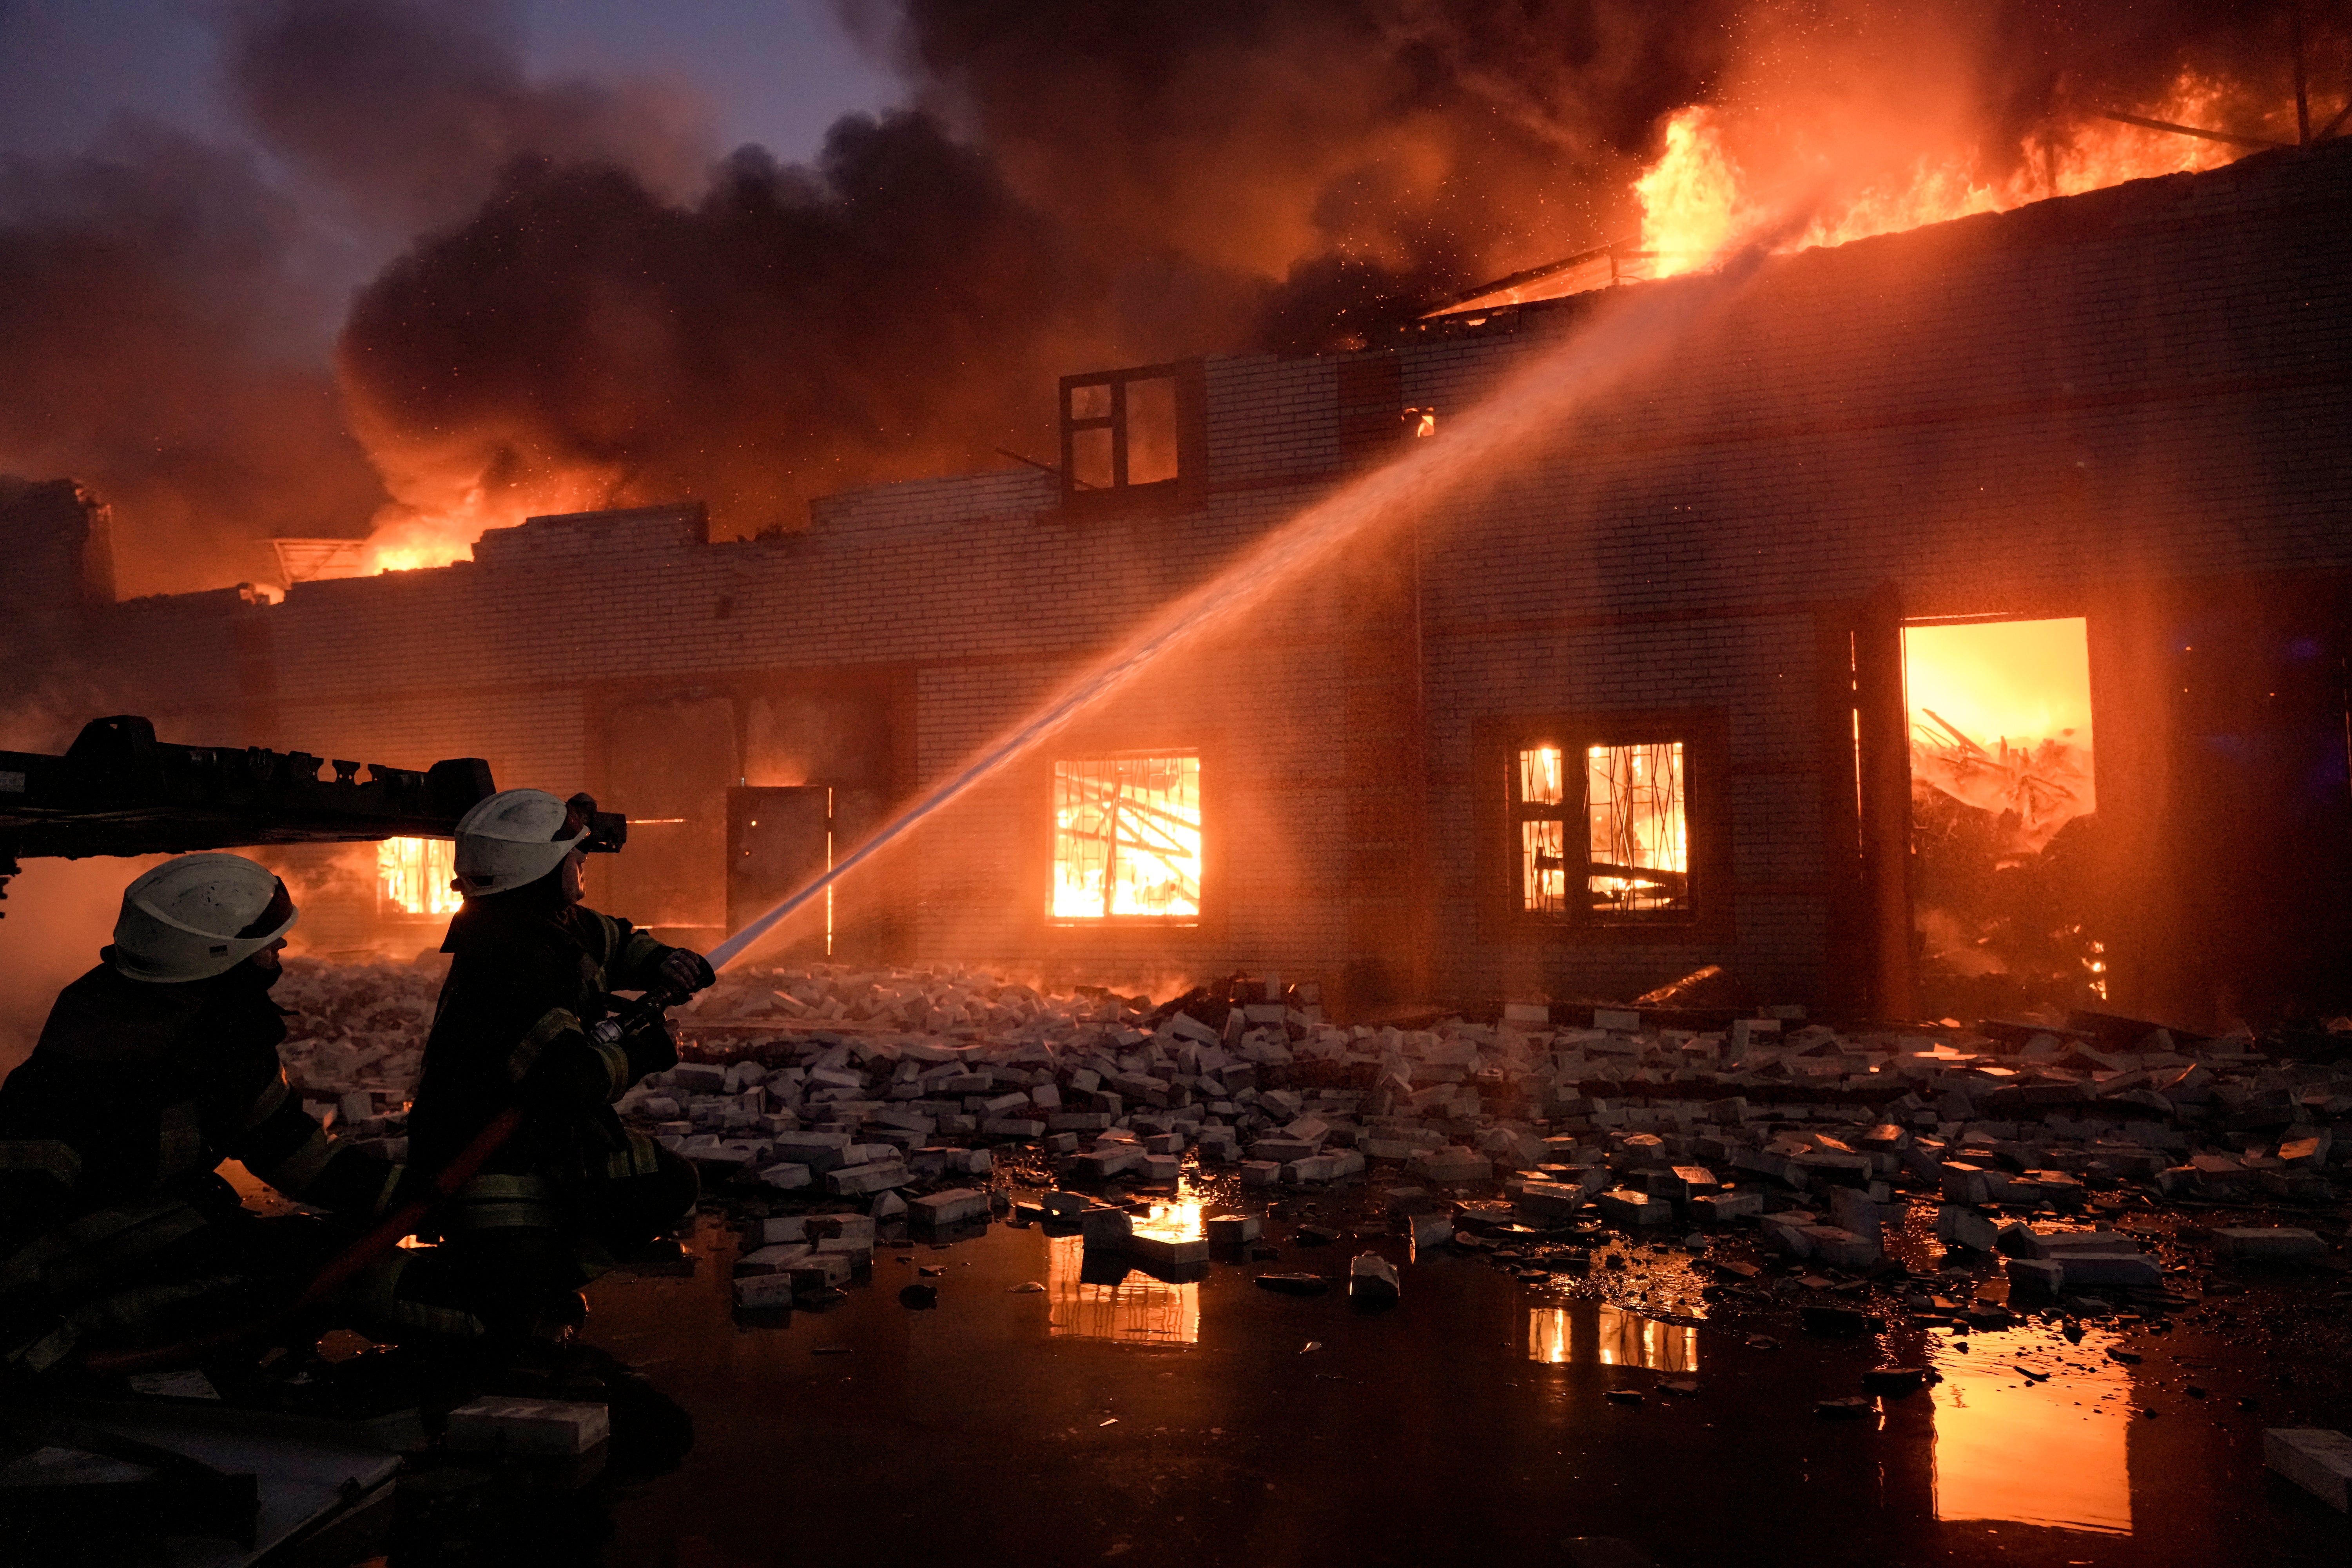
(453, 788), (584, 897)
(112, 853), (299, 983)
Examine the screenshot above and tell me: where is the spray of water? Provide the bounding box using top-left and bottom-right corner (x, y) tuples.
(708, 236), (1788, 972)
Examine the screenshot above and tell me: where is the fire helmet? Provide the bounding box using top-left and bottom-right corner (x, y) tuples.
(112, 853), (299, 983)
(452, 788), (586, 897)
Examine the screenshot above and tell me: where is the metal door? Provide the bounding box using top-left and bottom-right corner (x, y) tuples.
(727, 786), (829, 955)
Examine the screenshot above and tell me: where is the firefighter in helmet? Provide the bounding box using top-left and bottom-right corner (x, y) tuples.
(404, 789), (713, 1342)
(0, 854), (435, 1378)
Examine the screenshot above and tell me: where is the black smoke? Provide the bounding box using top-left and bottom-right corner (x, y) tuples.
(2, 0), (2344, 582)
(339, 115), (1106, 535)
(0, 120), (384, 593)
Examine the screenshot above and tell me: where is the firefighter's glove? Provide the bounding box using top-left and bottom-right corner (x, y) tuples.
(620, 1016), (680, 1082)
(659, 948), (717, 995)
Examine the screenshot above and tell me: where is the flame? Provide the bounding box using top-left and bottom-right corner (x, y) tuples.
(358, 493), (513, 575)
(1632, 74), (2245, 278)
(1051, 754), (1203, 921)
(378, 836), (462, 916)
(1517, 742), (1687, 915)
(353, 459), (627, 575)
(1634, 107), (1749, 279)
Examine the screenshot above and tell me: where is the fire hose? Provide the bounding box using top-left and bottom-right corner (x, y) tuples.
(83, 985), (687, 1377)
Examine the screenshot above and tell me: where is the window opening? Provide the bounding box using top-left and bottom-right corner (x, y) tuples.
(1124, 377), (1181, 485)
(378, 836), (460, 917)
(1052, 752), (1201, 921)
(1901, 616), (2100, 1014)
(1587, 741), (1689, 914)
(1060, 365), (1190, 504)
(1515, 745), (1569, 915)
(1512, 739), (1689, 921)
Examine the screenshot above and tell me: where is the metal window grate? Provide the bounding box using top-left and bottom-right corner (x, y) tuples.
(1514, 739), (1690, 919)
(1586, 742), (1688, 914)
(1052, 753), (1201, 920)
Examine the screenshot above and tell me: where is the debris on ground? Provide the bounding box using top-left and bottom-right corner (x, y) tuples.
(254, 960), (2352, 1400)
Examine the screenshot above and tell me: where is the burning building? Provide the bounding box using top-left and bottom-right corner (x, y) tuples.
(5, 138), (2348, 1030)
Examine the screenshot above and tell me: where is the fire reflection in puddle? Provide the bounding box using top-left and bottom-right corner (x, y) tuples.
(1931, 1329), (2133, 1536)
(1526, 1305), (1699, 1371)
(1045, 1198), (1203, 1346)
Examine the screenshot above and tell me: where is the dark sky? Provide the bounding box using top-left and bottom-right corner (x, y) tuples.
(0, 0), (898, 170)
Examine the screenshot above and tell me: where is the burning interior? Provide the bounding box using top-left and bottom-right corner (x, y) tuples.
(1051, 753), (1204, 923)
(376, 836), (460, 919)
(1514, 741), (1691, 921)
(7, 128), (2346, 1028)
(1904, 618), (2104, 1020)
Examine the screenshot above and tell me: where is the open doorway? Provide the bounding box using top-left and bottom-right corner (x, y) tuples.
(1902, 617), (2102, 1021)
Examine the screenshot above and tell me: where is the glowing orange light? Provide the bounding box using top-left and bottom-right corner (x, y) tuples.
(1052, 754), (1202, 921)
(378, 837), (462, 916)
(1630, 75), (2242, 279)
(1634, 107), (1747, 279)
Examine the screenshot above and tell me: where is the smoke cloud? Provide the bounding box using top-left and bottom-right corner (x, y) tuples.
(0, 0), (2343, 583)
(225, 0), (713, 237)
(0, 120), (384, 593)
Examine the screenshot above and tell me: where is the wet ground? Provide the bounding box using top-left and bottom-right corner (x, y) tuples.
(544, 1176), (2352, 1568)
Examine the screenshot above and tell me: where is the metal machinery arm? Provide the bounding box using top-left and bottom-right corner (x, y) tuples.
(0, 715), (499, 914)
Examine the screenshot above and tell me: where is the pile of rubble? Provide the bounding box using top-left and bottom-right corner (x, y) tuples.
(270, 957), (2352, 1301)
(273, 957), (437, 1141)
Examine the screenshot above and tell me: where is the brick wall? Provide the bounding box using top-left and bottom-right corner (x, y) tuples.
(11, 141), (2347, 1010)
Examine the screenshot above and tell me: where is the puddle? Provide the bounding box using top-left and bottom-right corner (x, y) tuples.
(1046, 1194), (1205, 1345)
(1526, 1303), (1700, 1371)
(1930, 1327), (2135, 1535)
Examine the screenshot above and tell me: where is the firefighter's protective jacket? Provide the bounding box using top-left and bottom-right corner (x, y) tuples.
(0, 956), (407, 1372)
(407, 898), (683, 1187)
(0, 958), (403, 1255)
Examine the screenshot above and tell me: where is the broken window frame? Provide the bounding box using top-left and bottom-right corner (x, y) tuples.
(1479, 712), (1728, 943)
(1047, 749), (1205, 926)
(1058, 361), (1206, 513)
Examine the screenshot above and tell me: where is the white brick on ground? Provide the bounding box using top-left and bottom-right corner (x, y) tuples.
(258, 951), (2352, 1301)
(444, 1397), (611, 1456)
(2266, 1429), (2352, 1512)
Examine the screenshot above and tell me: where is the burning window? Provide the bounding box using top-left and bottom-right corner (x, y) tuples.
(378, 836), (461, 917)
(1512, 741), (1689, 919)
(1052, 752), (1201, 921)
(1059, 363), (1198, 507)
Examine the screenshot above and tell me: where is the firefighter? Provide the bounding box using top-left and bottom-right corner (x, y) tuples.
(0, 854), (438, 1378)
(404, 788), (713, 1342)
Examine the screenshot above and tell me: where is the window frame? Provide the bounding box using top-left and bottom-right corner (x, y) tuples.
(1476, 709), (1732, 944)
(1044, 747), (1207, 927)
(1058, 360), (1206, 514)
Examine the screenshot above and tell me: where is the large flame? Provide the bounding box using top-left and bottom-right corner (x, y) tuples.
(357, 484), (572, 575)
(348, 413), (628, 573)
(1633, 74), (2244, 279)
(1634, 107), (1748, 279)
